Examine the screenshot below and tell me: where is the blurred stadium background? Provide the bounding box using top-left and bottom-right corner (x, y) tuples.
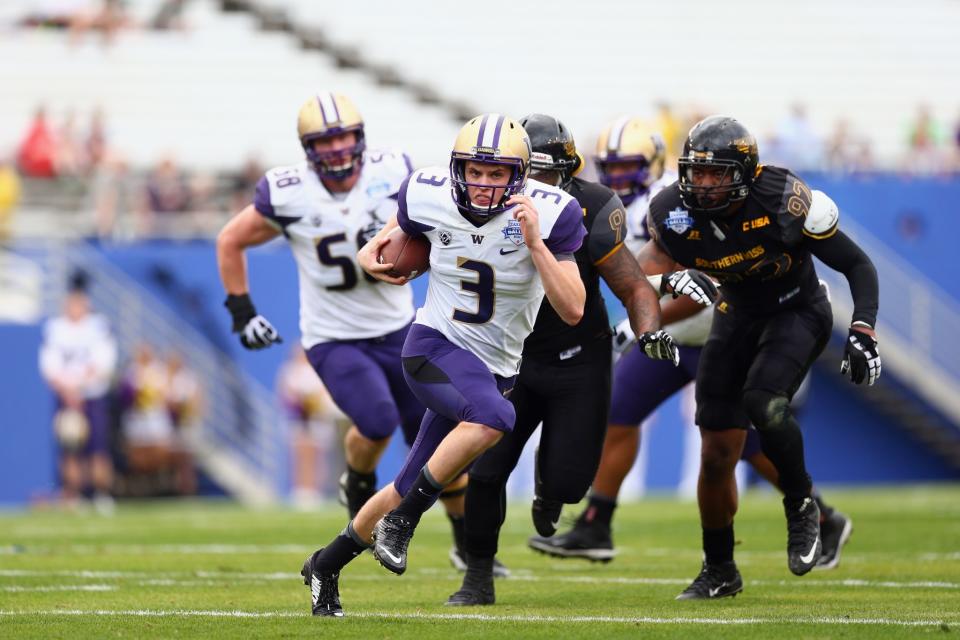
(2, 0), (959, 512)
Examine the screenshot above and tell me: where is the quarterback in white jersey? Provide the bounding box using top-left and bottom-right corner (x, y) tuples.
(300, 114), (586, 617)
(218, 93), (445, 525)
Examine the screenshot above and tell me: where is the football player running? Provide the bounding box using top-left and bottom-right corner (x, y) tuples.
(300, 113), (590, 617)
(638, 116), (879, 599)
(445, 113), (704, 606)
(530, 118), (853, 576)
(216, 93), (469, 546)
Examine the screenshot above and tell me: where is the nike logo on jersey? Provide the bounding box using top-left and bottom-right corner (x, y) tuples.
(379, 547), (404, 564)
(499, 248), (519, 255)
(800, 534), (821, 564)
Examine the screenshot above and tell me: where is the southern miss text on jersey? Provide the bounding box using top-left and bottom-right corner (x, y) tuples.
(623, 169), (678, 255)
(254, 150), (415, 346)
(522, 177), (623, 359)
(397, 167), (586, 377)
(648, 166), (838, 314)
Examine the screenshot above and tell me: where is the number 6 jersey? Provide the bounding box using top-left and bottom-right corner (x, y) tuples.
(397, 167), (586, 377)
(254, 150), (415, 346)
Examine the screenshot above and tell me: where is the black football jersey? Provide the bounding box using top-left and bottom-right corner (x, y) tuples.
(522, 177), (625, 358)
(647, 166), (821, 313)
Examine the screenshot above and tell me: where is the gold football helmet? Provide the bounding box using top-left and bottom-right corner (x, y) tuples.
(595, 117), (666, 204)
(450, 113), (531, 217)
(297, 92), (365, 179)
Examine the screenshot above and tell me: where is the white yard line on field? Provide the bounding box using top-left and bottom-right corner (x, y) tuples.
(0, 609), (957, 627)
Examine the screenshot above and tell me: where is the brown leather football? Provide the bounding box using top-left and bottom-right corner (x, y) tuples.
(377, 227), (430, 279)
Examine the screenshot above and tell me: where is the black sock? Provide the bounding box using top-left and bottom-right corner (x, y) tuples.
(448, 513), (465, 553)
(463, 477), (505, 559)
(463, 553), (494, 586)
(345, 466), (377, 492)
(314, 521), (370, 573)
(812, 488), (834, 521)
(703, 525), (735, 565)
(582, 492), (617, 527)
(393, 466), (443, 526)
(757, 415), (812, 501)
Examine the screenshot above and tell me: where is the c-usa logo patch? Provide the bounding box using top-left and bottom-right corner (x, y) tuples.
(502, 219), (525, 247)
(666, 207), (693, 234)
(437, 230), (452, 246)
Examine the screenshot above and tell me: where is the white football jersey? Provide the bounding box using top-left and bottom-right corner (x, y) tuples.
(398, 168), (586, 377)
(623, 169), (678, 256)
(255, 150), (415, 346)
(39, 314), (118, 398)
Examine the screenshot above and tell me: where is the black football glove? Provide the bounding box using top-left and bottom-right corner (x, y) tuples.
(638, 329), (680, 366)
(224, 293), (283, 350)
(662, 269), (718, 306)
(840, 327), (880, 385)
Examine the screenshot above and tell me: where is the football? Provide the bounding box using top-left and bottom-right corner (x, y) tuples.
(377, 227), (430, 279)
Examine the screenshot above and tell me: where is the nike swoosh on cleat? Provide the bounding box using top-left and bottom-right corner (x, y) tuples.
(800, 534), (820, 564)
(708, 583), (729, 597)
(379, 547), (404, 565)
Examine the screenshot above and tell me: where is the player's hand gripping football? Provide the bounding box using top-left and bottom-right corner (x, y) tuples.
(661, 269), (718, 306)
(841, 324), (881, 385)
(224, 293), (283, 350)
(507, 195), (542, 249)
(358, 234), (408, 285)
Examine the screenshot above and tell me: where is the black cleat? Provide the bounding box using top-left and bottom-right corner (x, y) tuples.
(785, 496), (822, 576)
(449, 547), (511, 578)
(531, 496), (563, 537)
(527, 518), (616, 562)
(300, 550), (343, 617)
(372, 513), (415, 575)
(338, 470), (376, 519)
(445, 560), (495, 606)
(816, 510), (853, 570)
(675, 561), (743, 600)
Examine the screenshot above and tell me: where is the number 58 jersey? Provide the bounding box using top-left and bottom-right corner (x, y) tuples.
(254, 150), (415, 346)
(397, 168), (586, 377)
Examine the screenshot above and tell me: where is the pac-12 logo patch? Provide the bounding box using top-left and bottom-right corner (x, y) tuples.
(502, 219), (525, 246)
(666, 207), (693, 234)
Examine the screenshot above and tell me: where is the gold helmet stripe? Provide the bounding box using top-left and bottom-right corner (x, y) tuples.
(316, 92), (340, 126)
(608, 116), (631, 153)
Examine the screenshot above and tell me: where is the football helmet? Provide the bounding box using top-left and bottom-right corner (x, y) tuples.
(297, 92), (365, 180)
(595, 117), (666, 205)
(677, 115), (759, 213)
(450, 113), (531, 218)
(519, 113), (583, 188)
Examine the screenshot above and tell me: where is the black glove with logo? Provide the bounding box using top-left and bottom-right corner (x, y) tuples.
(225, 293), (283, 350)
(840, 327), (880, 385)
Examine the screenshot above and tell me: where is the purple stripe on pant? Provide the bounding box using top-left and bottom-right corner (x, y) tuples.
(306, 322), (424, 445)
(392, 323), (516, 496)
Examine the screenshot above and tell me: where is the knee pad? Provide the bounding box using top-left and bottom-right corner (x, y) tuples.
(742, 389), (791, 433)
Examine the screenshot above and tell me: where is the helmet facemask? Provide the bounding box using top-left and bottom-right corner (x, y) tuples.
(302, 126), (366, 180)
(596, 156), (655, 205)
(677, 157), (749, 213)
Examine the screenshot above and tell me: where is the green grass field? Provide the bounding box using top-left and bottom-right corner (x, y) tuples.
(1, 485), (958, 639)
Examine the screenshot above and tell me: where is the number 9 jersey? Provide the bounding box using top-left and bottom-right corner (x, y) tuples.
(253, 150), (415, 346)
(396, 167), (586, 377)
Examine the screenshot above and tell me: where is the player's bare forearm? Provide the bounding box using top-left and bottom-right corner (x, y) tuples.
(598, 244), (661, 334)
(635, 238), (680, 276)
(531, 245), (585, 326)
(216, 205), (280, 295)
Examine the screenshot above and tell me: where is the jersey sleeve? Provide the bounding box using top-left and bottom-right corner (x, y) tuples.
(645, 189), (674, 258)
(587, 192), (627, 265)
(253, 171), (303, 230)
(544, 198), (587, 255)
(395, 173), (435, 237)
(802, 189), (840, 240)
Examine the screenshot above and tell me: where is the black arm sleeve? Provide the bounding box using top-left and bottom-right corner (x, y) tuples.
(807, 229), (879, 327)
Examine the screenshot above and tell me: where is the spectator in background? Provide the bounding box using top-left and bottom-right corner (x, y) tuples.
(229, 156), (263, 214)
(91, 154), (133, 239)
(0, 157), (22, 241)
(277, 346), (342, 510)
(904, 104), (945, 175)
(773, 103), (823, 171)
(85, 108), (109, 174)
(138, 156), (191, 235)
(17, 107), (58, 179)
(150, 0), (188, 31)
(56, 110), (85, 179)
(165, 351), (201, 495)
(68, 0), (131, 47)
(38, 270), (118, 513)
(824, 119), (874, 175)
